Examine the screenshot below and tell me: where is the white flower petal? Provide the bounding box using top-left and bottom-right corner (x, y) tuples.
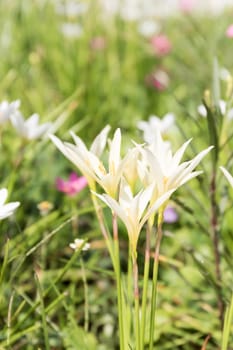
(220, 166), (233, 187)
(109, 128), (121, 174)
(172, 139), (192, 168)
(197, 105), (207, 117)
(90, 125), (111, 157)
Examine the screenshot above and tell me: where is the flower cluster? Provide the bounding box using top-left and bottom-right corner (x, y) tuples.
(51, 125), (213, 255)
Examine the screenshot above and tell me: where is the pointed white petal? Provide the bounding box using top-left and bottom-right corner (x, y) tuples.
(25, 113), (39, 128)
(90, 125), (111, 157)
(10, 111), (26, 134)
(182, 146), (214, 176)
(0, 202), (20, 219)
(179, 171), (203, 186)
(70, 131), (88, 152)
(172, 139), (192, 168)
(220, 166), (233, 187)
(95, 192), (128, 225)
(109, 128), (121, 174)
(141, 189), (174, 228)
(137, 184), (154, 218)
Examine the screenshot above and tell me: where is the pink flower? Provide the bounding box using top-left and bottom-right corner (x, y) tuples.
(150, 34), (172, 56)
(56, 172), (87, 196)
(179, 0), (196, 13)
(145, 69), (170, 91)
(90, 36), (106, 51)
(226, 25), (233, 38)
(163, 206), (178, 224)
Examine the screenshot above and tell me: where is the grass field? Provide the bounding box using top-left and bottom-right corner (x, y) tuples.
(0, 1), (233, 349)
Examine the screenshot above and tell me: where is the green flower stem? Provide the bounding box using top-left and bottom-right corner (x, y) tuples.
(140, 222), (152, 349)
(91, 191), (109, 242)
(91, 189), (126, 349)
(210, 170), (224, 327)
(149, 209), (164, 350)
(90, 191), (115, 266)
(70, 198), (79, 237)
(127, 246), (133, 344)
(221, 292), (233, 350)
(80, 258), (89, 332)
(133, 255), (140, 350)
(113, 212), (126, 350)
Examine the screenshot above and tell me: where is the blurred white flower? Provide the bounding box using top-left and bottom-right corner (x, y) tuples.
(61, 23), (83, 39)
(138, 19), (160, 37)
(137, 130), (213, 198)
(120, 3), (141, 21)
(137, 113), (175, 143)
(50, 125), (111, 188)
(0, 188), (20, 220)
(220, 166), (233, 187)
(10, 112), (52, 140)
(219, 67), (231, 81)
(197, 104), (208, 118)
(69, 238), (90, 251)
(0, 100), (20, 125)
(197, 100), (233, 120)
(56, 1), (88, 17)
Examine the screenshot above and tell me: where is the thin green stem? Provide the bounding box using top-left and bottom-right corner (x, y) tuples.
(34, 273), (50, 350)
(80, 258), (89, 332)
(210, 171), (224, 327)
(133, 255), (140, 350)
(91, 191), (109, 242)
(127, 245), (133, 345)
(149, 211), (164, 350)
(91, 190), (125, 349)
(221, 292), (233, 350)
(113, 212), (126, 350)
(91, 191), (115, 266)
(7, 291), (15, 347)
(140, 223), (152, 349)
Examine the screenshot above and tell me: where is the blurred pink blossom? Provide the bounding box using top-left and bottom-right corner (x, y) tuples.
(90, 36), (106, 51)
(226, 25), (233, 38)
(56, 172), (87, 196)
(150, 34), (172, 56)
(145, 69), (170, 91)
(163, 206), (178, 224)
(179, 0), (196, 13)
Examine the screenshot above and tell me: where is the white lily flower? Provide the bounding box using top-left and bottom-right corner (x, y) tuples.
(10, 112), (52, 140)
(137, 113), (175, 144)
(60, 23), (83, 39)
(220, 166), (233, 187)
(56, 1), (88, 17)
(138, 19), (160, 37)
(0, 100), (20, 125)
(96, 179), (173, 254)
(138, 130), (213, 198)
(0, 188), (20, 220)
(50, 125), (111, 188)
